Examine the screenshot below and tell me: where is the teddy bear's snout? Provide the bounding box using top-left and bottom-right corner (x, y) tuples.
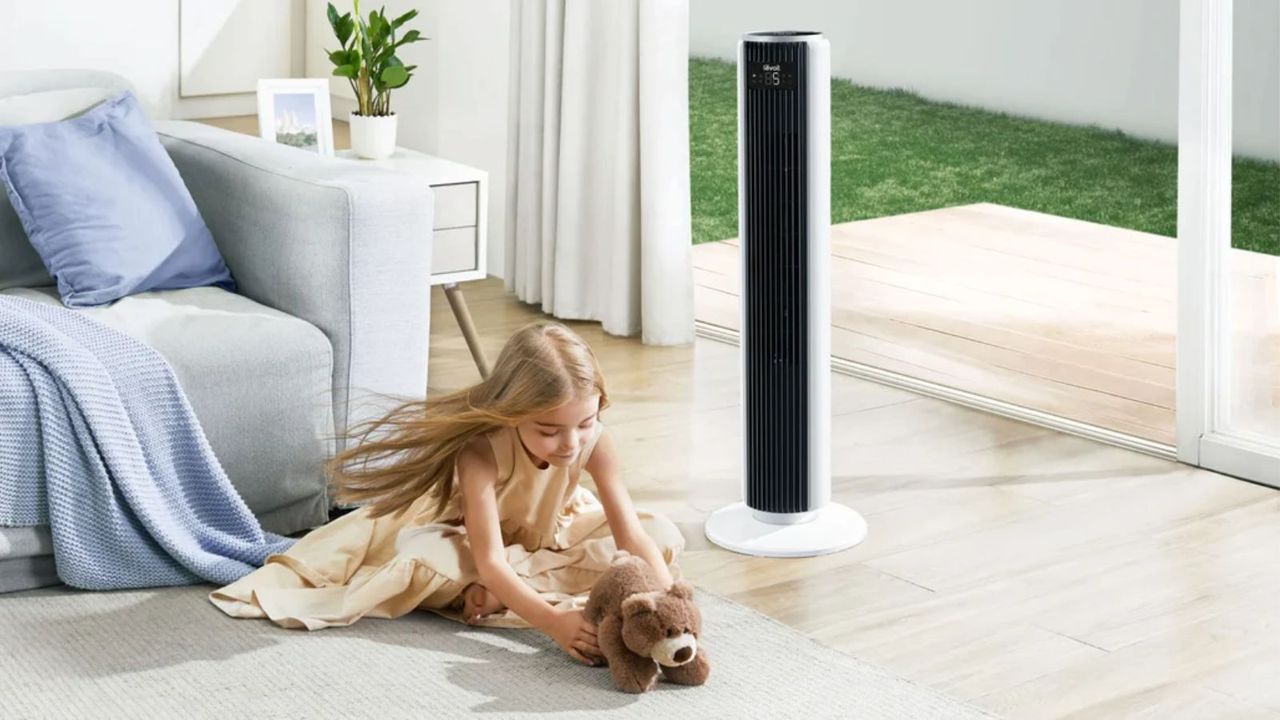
(652, 633), (698, 667)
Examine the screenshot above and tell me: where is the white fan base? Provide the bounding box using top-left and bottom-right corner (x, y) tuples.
(704, 501), (868, 558)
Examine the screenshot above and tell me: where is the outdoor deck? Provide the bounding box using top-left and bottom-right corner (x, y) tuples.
(692, 203), (1279, 445)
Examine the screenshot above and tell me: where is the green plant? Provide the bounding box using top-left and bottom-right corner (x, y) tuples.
(689, 57), (1279, 255)
(326, 1), (426, 117)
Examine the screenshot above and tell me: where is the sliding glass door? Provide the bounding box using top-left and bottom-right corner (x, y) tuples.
(1178, 0), (1280, 486)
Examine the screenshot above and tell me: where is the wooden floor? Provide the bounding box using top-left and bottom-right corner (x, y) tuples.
(428, 278), (1280, 719)
(692, 203), (1280, 445)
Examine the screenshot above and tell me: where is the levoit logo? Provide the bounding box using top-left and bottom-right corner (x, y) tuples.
(762, 63), (782, 72)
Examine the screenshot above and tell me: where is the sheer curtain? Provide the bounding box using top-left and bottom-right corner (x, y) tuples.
(504, 0), (694, 345)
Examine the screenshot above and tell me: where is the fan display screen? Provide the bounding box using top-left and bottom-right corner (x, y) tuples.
(747, 61), (796, 89)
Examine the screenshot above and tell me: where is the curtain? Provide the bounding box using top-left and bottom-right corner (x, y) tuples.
(504, 0), (694, 345)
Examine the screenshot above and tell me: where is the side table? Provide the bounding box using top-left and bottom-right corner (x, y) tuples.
(337, 148), (491, 378)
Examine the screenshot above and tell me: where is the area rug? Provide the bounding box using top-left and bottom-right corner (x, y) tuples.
(0, 584), (996, 719)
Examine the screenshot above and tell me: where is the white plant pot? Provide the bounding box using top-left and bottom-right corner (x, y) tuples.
(349, 112), (398, 159)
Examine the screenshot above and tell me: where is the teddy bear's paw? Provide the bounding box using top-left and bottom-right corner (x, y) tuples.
(618, 678), (657, 694)
(611, 662), (659, 693)
(661, 649), (711, 686)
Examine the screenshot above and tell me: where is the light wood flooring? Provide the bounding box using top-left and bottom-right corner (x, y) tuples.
(692, 203), (1280, 446)
(428, 278), (1280, 720)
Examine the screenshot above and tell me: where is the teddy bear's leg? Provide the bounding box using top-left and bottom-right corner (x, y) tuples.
(598, 615), (659, 693)
(661, 647), (711, 686)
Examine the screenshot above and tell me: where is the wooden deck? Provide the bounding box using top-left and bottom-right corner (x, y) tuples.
(693, 203), (1280, 446)
(428, 279), (1280, 719)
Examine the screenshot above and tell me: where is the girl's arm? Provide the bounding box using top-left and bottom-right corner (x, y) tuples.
(456, 440), (562, 629)
(454, 438), (600, 666)
(584, 429), (675, 589)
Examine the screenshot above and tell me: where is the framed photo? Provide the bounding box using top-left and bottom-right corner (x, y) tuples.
(256, 78), (333, 156)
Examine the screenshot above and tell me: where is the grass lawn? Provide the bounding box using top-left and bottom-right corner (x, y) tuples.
(689, 57), (1280, 256)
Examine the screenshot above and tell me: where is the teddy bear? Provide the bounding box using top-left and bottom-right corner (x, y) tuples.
(584, 550), (711, 693)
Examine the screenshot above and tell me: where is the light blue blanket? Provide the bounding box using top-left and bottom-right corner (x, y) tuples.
(0, 295), (295, 590)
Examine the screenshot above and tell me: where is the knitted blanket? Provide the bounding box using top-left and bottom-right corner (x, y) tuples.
(0, 295), (294, 590)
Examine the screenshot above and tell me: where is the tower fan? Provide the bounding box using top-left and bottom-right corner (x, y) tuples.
(704, 31), (868, 557)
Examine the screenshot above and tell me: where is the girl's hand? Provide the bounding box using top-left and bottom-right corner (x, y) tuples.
(546, 606), (602, 666)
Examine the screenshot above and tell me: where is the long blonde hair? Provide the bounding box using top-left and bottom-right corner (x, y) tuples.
(328, 321), (609, 520)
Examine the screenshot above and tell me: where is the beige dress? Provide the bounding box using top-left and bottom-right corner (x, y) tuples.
(209, 423), (685, 630)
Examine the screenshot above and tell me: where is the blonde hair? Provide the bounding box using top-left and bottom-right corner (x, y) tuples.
(327, 321), (609, 520)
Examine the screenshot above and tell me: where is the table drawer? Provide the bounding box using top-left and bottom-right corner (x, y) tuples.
(433, 226), (478, 274)
(433, 182), (478, 229)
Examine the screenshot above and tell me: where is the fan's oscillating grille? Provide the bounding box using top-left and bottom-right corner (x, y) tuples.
(743, 40), (809, 513)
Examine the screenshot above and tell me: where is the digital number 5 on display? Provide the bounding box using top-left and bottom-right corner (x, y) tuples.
(748, 61), (795, 89)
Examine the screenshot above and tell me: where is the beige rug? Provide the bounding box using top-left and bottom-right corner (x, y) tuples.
(0, 584), (996, 719)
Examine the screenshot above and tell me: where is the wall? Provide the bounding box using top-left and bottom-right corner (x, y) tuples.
(5, 0), (514, 279)
(690, 0), (1280, 161)
(1, 0), (306, 120)
(434, 0), (512, 278)
(433, 0), (511, 277)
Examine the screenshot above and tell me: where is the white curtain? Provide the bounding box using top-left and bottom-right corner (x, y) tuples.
(504, 0), (694, 346)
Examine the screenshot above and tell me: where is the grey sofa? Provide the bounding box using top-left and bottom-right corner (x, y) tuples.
(0, 70), (434, 592)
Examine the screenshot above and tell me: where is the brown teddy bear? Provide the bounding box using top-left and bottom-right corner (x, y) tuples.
(584, 550), (711, 693)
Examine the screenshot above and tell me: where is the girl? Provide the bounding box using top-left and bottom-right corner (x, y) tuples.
(209, 321), (685, 667)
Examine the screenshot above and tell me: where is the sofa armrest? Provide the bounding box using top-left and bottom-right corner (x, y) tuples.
(156, 120), (433, 445)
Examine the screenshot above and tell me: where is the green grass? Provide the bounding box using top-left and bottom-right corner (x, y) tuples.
(689, 57), (1280, 255)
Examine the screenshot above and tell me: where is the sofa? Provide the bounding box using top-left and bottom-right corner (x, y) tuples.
(0, 70), (434, 592)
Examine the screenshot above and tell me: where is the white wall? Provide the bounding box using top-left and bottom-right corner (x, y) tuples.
(306, 0), (511, 278)
(1, 0), (306, 120)
(4, 0), (513, 278)
(691, 0), (1280, 161)
(180, 1), (297, 97)
(1232, 0), (1280, 161)
(434, 0), (512, 279)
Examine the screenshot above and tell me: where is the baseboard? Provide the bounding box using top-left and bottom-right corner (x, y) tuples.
(695, 321), (1178, 463)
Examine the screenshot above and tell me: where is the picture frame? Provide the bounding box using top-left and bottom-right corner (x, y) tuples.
(256, 78), (334, 156)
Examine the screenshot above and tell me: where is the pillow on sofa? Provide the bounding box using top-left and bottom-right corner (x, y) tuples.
(0, 90), (234, 307)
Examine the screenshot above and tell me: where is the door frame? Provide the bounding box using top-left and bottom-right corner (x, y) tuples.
(1177, 0), (1280, 486)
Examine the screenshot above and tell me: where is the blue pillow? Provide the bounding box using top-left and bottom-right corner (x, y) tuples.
(0, 91), (234, 307)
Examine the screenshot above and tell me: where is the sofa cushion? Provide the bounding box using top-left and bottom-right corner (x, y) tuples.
(1, 286), (334, 528)
(0, 554), (59, 593)
(0, 527), (58, 593)
(0, 525), (53, 561)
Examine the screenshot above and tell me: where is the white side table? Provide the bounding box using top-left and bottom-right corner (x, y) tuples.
(337, 148), (491, 378)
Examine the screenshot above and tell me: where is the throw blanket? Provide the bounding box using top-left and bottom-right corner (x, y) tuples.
(0, 295), (295, 590)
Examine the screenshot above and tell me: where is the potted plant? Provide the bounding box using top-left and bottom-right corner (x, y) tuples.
(325, 1), (426, 159)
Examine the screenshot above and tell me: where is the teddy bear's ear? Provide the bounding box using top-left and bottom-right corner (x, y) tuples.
(668, 581), (695, 600)
(612, 549), (633, 563)
(622, 593), (657, 618)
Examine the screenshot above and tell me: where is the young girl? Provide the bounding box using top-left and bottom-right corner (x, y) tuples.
(209, 321), (685, 666)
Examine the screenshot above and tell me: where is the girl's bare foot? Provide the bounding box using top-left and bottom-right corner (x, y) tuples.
(462, 583), (505, 624)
